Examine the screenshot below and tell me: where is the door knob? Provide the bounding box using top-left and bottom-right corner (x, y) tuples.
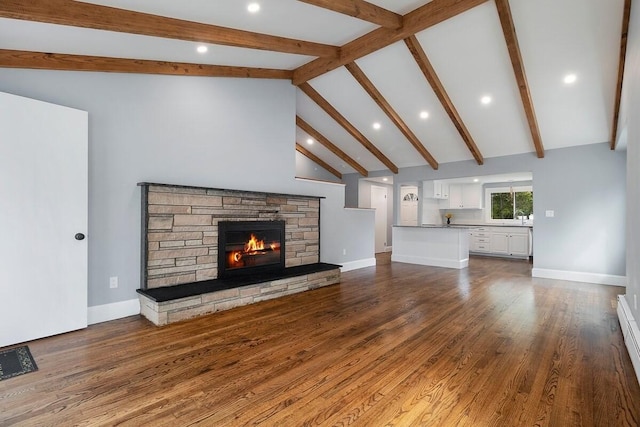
(75, 233), (85, 241)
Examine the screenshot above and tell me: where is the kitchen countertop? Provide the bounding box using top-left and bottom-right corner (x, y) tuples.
(393, 225), (475, 229)
(421, 223), (534, 228)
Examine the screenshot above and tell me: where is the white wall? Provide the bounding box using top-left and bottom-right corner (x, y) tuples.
(0, 69), (374, 309)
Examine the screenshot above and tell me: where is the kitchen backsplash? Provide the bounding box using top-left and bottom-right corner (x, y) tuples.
(422, 202), (507, 225)
(438, 209), (486, 224)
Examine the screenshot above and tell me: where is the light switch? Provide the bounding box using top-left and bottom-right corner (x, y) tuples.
(545, 210), (554, 218)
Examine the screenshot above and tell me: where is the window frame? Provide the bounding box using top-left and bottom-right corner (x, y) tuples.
(484, 185), (533, 224)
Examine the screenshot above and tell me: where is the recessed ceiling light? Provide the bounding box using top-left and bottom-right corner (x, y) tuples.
(373, 122), (381, 130)
(481, 95), (492, 105)
(382, 177), (388, 182)
(563, 73), (577, 84)
(419, 111), (429, 119)
(473, 178), (479, 182)
(196, 45), (208, 54)
(306, 138), (313, 145)
(247, 3), (260, 13)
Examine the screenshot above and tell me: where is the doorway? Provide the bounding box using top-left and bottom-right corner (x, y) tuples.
(371, 185), (388, 254)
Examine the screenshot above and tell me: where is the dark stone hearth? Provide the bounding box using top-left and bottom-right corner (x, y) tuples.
(137, 262), (340, 303)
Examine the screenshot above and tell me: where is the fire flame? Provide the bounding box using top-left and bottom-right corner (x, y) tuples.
(245, 234), (265, 253)
(228, 234), (280, 267)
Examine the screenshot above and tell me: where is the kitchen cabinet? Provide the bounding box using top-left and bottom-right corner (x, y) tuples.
(508, 232), (530, 257)
(469, 228), (491, 253)
(490, 232), (509, 254)
(392, 225), (470, 269)
(423, 180), (449, 199)
(469, 226), (531, 259)
(442, 184), (482, 209)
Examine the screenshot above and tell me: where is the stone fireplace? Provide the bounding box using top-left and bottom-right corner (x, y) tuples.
(136, 183), (341, 325)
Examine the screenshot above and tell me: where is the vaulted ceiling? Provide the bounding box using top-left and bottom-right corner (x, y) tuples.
(0, 0), (630, 179)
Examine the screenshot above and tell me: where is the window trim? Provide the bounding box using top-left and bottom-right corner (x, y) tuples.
(484, 185), (533, 224)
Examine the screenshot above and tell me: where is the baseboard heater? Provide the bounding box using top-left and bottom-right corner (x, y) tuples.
(617, 295), (640, 385)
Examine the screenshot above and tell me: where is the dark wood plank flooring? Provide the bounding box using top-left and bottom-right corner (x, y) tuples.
(1, 256), (638, 426)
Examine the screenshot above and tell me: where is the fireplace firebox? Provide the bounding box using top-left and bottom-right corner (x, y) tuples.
(217, 220), (286, 279)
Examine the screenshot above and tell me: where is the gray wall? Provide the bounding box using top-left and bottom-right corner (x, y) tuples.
(0, 69), (375, 308)
(621, 0), (640, 318)
(294, 151), (342, 183)
(343, 173), (360, 207)
(346, 142), (627, 277)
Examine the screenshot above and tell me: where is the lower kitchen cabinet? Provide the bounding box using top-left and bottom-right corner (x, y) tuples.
(508, 232), (530, 257)
(469, 226), (531, 259)
(490, 232), (509, 254)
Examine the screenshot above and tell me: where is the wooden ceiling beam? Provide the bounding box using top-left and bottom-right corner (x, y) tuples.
(610, 0), (632, 150)
(495, 0), (544, 158)
(0, 0), (338, 58)
(293, 0), (488, 84)
(296, 116), (369, 177)
(404, 36), (484, 165)
(345, 62), (439, 170)
(0, 49), (293, 79)
(298, 82), (399, 173)
(297, 0), (402, 29)
(296, 143), (343, 179)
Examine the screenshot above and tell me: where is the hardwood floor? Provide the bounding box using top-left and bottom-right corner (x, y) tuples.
(2, 256), (639, 426)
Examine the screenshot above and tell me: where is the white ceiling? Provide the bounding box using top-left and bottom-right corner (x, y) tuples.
(0, 0), (627, 178)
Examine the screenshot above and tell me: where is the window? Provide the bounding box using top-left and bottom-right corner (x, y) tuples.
(485, 186), (533, 223)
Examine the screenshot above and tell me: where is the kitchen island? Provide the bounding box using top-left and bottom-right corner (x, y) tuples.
(392, 225), (470, 269)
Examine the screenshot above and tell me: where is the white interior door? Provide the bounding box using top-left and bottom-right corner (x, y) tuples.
(400, 186), (418, 226)
(0, 92), (88, 347)
(371, 185), (388, 254)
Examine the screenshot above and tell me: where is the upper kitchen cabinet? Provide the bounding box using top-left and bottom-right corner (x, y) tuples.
(442, 184), (482, 209)
(423, 180), (449, 200)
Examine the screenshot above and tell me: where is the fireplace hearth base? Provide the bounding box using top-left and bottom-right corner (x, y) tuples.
(137, 262), (340, 326)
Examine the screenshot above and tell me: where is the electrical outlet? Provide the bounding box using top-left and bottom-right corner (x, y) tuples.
(342, 249), (347, 255)
(545, 210), (554, 218)
(634, 294), (637, 310)
(109, 276), (118, 289)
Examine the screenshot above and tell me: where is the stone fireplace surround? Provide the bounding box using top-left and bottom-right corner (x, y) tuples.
(136, 183), (341, 325)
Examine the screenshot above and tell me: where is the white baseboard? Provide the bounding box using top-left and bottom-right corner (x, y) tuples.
(391, 254), (469, 269)
(531, 268), (627, 286)
(340, 258), (376, 272)
(88, 299), (140, 325)
(617, 295), (640, 385)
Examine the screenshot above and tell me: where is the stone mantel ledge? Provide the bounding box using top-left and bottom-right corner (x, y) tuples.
(137, 182), (326, 201)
